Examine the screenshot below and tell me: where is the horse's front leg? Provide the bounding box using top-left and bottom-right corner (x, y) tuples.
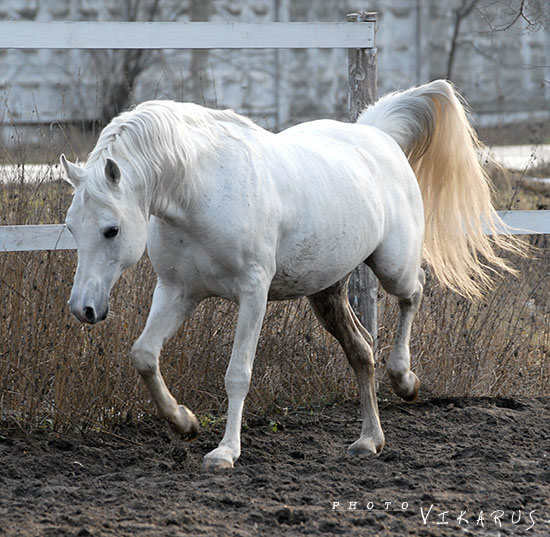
(131, 280), (200, 438)
(203, 283), (269, 470)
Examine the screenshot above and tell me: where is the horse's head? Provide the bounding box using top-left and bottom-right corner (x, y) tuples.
(61, 155), (148, 325)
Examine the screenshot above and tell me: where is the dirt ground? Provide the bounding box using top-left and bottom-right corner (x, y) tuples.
(1, 396), (548, 537)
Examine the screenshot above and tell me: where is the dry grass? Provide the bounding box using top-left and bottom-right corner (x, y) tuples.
(0, 138), (548, 433)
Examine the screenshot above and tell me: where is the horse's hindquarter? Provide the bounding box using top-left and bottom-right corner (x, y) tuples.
(267, 121), (422, 299)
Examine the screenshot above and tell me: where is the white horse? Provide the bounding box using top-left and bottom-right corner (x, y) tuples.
(61, 80), (519, 470)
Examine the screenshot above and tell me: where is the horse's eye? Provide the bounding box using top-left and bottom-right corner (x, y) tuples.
(103, 226), (119, 239)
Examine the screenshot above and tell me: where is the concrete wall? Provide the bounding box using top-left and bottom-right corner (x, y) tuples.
(0, 0), (548, 138)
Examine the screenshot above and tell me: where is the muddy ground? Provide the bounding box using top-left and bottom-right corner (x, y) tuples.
(0, 396), (548, 537)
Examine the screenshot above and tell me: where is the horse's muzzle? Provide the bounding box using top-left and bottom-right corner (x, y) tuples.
(69, 301), (109, 325)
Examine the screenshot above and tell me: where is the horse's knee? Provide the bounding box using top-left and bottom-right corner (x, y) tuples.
(130, 341), (158, 377)
(225, 366), (252, 399)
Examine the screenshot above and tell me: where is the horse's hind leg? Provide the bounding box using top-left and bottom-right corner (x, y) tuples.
(308, 278), (385, 456)
(386, 269), (424, 401)
(131, 280), (200, 438)
(369, 255), (425, 401)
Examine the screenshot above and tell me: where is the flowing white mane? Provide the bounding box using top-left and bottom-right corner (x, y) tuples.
(82, 100), (262, 213)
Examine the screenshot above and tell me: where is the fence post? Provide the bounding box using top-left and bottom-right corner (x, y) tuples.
(347, 11), (379, 354)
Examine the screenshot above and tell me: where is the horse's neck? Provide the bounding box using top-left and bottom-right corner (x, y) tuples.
(143, 112), (258, 223)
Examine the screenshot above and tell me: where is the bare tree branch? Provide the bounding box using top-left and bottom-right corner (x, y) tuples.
(446, 0), (548, 80)
(446, 0), (480, 80)
(480, 0), (549, 33)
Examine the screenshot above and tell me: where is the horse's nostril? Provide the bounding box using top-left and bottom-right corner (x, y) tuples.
(83, 306), (96, 323)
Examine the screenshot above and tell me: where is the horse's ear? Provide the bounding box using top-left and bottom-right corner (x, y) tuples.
(105, 158), (121, 186)
(60, 154), (85, 187)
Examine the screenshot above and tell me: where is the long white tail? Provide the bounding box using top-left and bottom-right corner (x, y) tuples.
(358, 79), (523, 299)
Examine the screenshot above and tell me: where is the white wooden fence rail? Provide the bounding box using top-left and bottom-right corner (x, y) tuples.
(0, 211), (547, 252)
(0, 21), (374, 49)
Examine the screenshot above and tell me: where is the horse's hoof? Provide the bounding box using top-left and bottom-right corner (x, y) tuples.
(403, 373), (420, 402)
(203, 446), (236, 470)
(348, 435), (385, 457)
(168, 405), (199, 440)
(391, 372), (420, 402)
(202, 457), (234, 471)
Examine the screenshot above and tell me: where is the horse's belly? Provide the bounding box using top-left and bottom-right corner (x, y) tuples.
(268, 230), (378, 300)
(268, 258), (360, 300)
(268, 271), (326, 300)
